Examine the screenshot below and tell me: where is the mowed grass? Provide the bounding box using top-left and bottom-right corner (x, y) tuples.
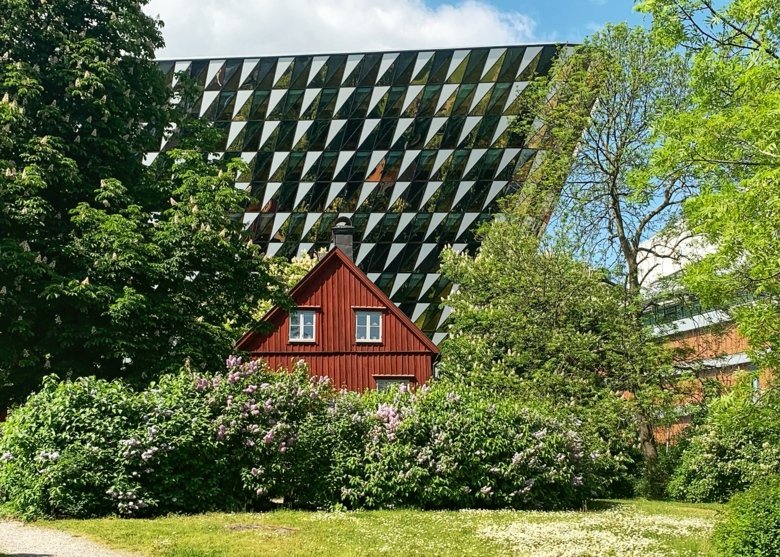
(46, 500), (721, 557)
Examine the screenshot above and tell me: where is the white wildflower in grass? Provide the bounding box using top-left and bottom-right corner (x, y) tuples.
(478, 506), (713, 557)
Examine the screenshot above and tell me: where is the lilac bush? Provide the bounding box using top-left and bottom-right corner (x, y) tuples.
(0, 358), (618, 518)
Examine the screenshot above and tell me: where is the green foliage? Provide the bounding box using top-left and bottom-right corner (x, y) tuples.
(668, 377), (780, 502)
(638, 0), (780, 372)
(0, 0), (282, 404)
(714, 474), (780, 557)
(0, 361), (627, 518)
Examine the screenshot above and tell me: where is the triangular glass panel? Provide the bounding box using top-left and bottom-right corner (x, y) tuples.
(377, 52), (398, 84)
(294, 182), (314, 209)
(392, 118), (415, 146)
(435, 84), (459, 115)
(273, 57), (294, 88)
(458, 116), (482, 146)
(446, 50), (469, 83)
(262, 183), (282, 208)
(341, 54), (363, 85)
(411, 51), (434, 84)
(456, 212), (481, 240)
(483, 180), (508, 209)
(325, 119), (347, 148)
(325, 182), (346, 209)
(199, 91), (219, 117)
(205, 60), (226, 90)
(259, 121), (280, 150)
(238, 58), (259, 89)
(307, 56), (328, 86)
(480, 48), (506, 82)
(469, 82), (494, 113)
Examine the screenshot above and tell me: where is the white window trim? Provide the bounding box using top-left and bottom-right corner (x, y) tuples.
(289, 309), (316, 343)
(355, 309), (383, 343)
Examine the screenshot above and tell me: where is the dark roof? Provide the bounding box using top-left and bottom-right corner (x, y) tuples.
(235, 248), (439, 354)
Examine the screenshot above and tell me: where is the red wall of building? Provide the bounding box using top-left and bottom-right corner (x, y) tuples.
(239, 252), (436, 391)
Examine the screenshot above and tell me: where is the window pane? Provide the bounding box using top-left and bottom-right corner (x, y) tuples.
(370, 312), (381, 327)
(290, 323), (300, 338)
(303, 312), (314, 326)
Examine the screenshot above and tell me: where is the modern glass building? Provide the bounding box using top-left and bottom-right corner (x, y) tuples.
(154, 45), (566, 343)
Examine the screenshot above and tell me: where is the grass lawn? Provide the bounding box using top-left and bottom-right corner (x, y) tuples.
(46, 499), (721, 557)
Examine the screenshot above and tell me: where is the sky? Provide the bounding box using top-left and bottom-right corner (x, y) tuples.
(144, 0), (647, 59)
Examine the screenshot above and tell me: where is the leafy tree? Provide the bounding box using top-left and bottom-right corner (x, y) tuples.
(638, 0), (780, 371)
(439, 209), (680, 496)
(0, 0), (281, 405)
(508, 24), (692, 486)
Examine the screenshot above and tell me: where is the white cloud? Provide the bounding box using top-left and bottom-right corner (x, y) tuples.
(144, 0), (538, 59)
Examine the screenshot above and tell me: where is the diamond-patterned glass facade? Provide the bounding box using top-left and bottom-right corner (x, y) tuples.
(154, 45), (566, 344)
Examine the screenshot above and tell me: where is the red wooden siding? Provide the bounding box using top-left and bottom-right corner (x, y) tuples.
(237, 249), (438, 391)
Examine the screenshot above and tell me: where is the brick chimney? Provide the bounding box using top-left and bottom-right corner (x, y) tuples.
(331, 217), (354, 261)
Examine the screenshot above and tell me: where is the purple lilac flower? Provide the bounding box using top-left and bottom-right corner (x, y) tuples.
(216, 424), (227, 441)
(251, 467), (262, 477)
(479, 486), (493, 496)
(226, 355), (242, 369)
(227, 371), (241, 384)
(262, 430), (275, 444)
(194, 376), (209, 391)
(572, 475), (584, 486)
(244, 384), (257, 394)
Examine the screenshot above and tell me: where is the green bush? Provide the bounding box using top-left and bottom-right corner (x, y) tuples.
(667, 377), (780, 502)
(0, 359), (630, 517)
(714, 474), (780, 557)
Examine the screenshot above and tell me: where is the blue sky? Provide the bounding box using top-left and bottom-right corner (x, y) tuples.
(146, 0), (649, 59)
(469, 0), (646, 42)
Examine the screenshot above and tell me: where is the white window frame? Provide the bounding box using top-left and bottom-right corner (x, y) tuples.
(355, 309), (382, 343)
(289, 309), (316, 343)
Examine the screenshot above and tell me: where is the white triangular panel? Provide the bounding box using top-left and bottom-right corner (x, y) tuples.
(199, 91), (219, 117)
(262, 183), (282, 207)
(142, 152), (158, 166)
(425, 213), (448, 241)
(446, 50), (469, 80)
(463, 149), (487, 176)
(412, 303), (430, 323)
(481, 48), (506, 80)
(206, 60), (225, 87)
(273, 57), (294, 86)
(172, 61), (191, 89)
(394, 213), (416, 240)
(293, 120), (314, 147)
(269, 152), (288, 178)
(366, 150), (389, 177)
(432, 332), (447, 346)
(238, 58), (259, 88)
(388, 182), (410, 208)
(270, 213), (290, 238)
(491, 116), (511, 145)
(367, 272), (381, 283)
(301, 213), (320, 239)
(456, 212), (481, 239)
(452, 243), (468, 254)
(497, 148), (521, 175)
(235, 182), (250, 192)
(386, 245), (406, 270)
(300, 88), (321, 115)
(265, 242), (283, 257)
(259, 121), (280, 149)
(326, 120), (347, 147)
(363, 213), (384, 238)
(437, 305), (454, 328)
(242, 212), (257, 226)
(504, 81), (529, 112)
(334, 87), (356, 115)
(451, 181), (474, 208)
(401, 85), (424, 114)
(421, 273), (441, 297)
(412, 51), (434, 81)
(326, 183), (346, 208)
(367, 86), (390, 114)
(420, 181), (442, 209)
(301, 151), (322, 177)
(357, 182), (377, 208)
(470, 82), (493, 112)
(430, 149), (454, 177)
(415, 244), (437, 268)
(458, 116), (482, 145)
(240, 152), (255, 165)
(518, 46), (543, 78)
(392, 118), (415, 146)
(294, 182), (314, 209)
(267, 89), (286, 115)
(308, 56), (328, 85)
(342, 54), (363, 84)
(334, 151), (355, 177)
(435, 83), (459, 113)
(233, 90), (253, 118)
(483, 181), (507, 209)
(358, 119), (381, 147)
(390, 272), (411, 297)
(297, 243), (314, 257)
(356, 243), (376, 265)
(398, 150), (421, 177)
(226, 121), (246, 148)
(378, 52), (398, 82)
(425, 117), (448, 145)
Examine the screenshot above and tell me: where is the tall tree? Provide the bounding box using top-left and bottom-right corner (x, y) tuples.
(638, 0), (780, 372)
(0, 1), (281, 404)
(508, 24), (694, 484)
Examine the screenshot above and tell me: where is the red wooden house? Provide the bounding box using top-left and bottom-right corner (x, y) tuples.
(236, 225), (439, 391)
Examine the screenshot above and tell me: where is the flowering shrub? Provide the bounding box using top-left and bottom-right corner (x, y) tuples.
(713, 474), (780, 557)
(667, 377), (780, 502)
(0, 359), (624, 518)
